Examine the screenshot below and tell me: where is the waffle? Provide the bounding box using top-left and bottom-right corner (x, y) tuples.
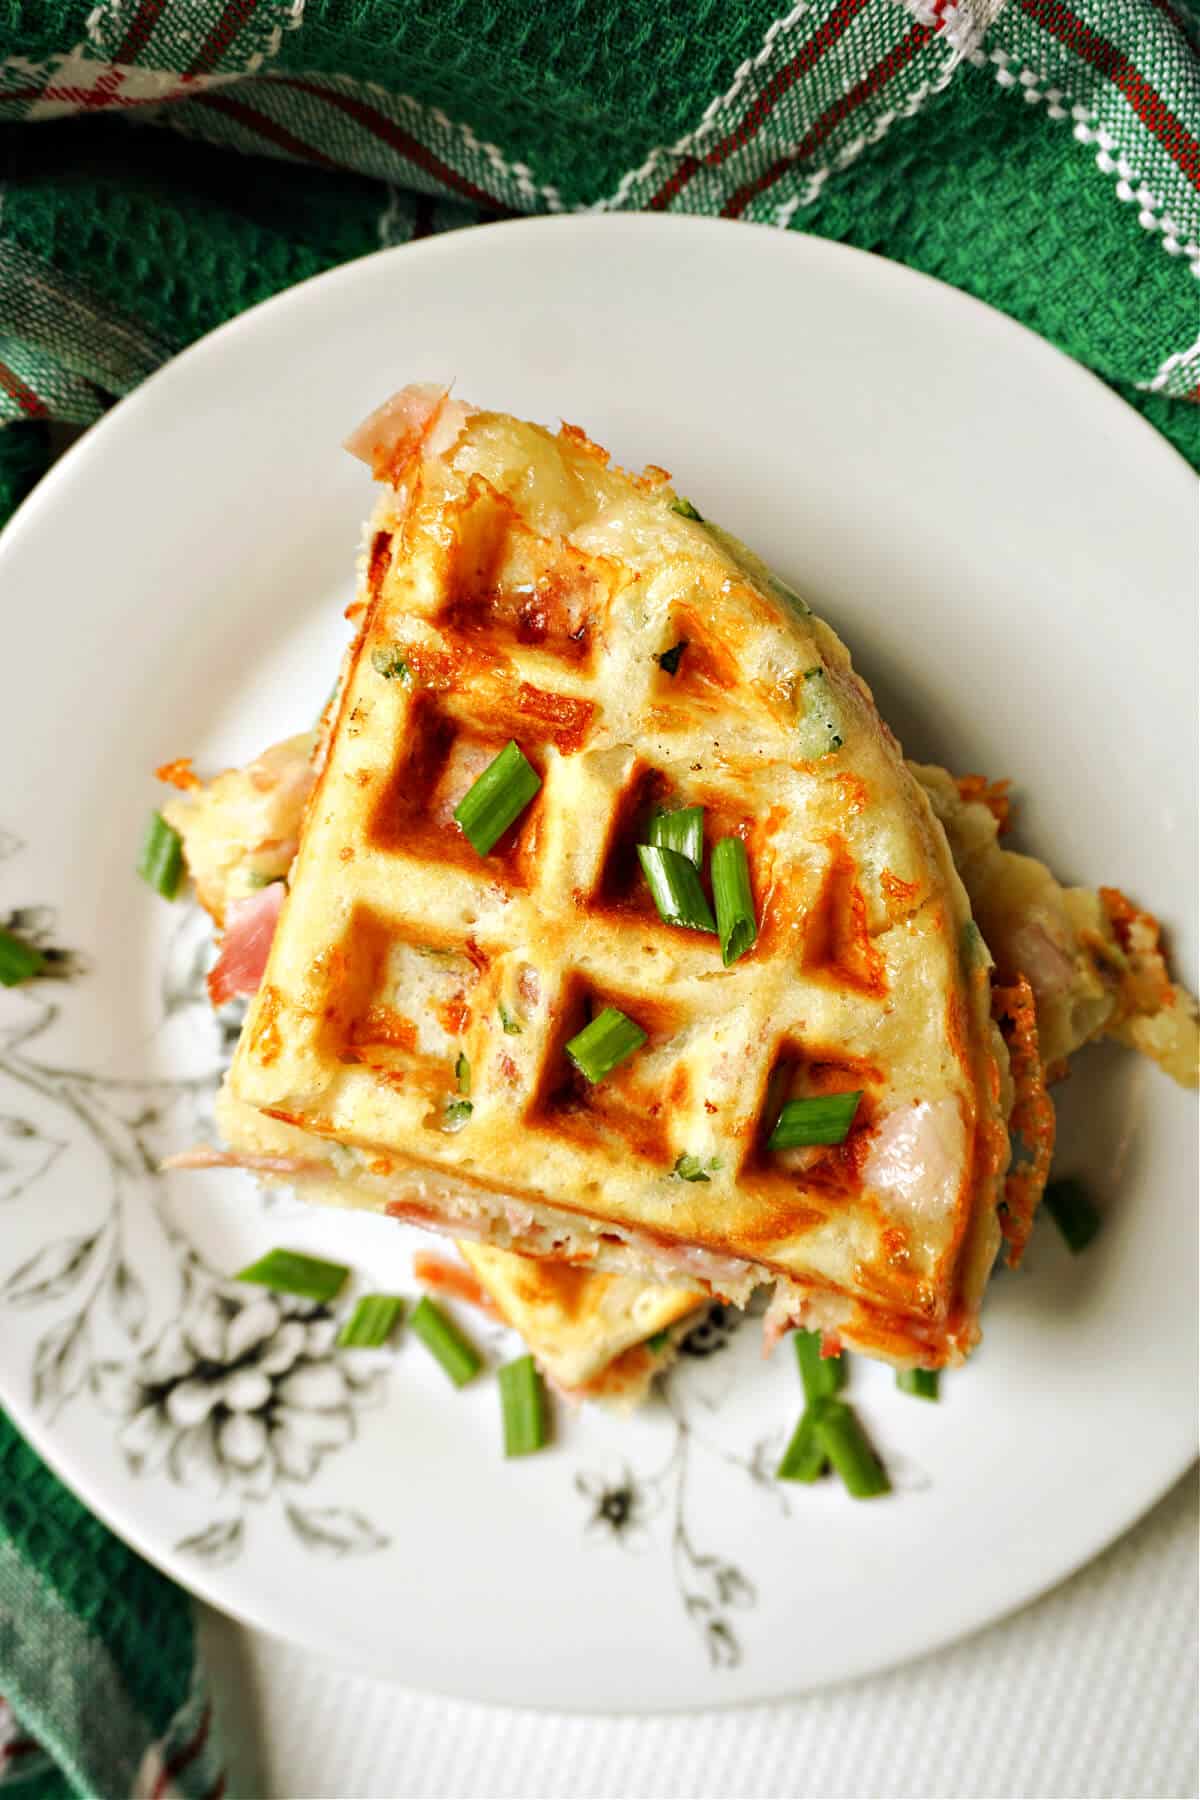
(223, 388), (1013, 1367)
(456, 1241), (703, 1405)
(916, 763), (1200, 1087)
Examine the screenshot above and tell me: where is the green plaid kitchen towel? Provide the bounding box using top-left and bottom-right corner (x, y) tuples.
(0, 0), (1197, 494)
(0, 1416), (231, 1799)
(0, 0), (1197, 1793)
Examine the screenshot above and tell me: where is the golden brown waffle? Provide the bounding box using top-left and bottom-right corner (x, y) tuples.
(457, 1240), (703, 1404)
(225, 391), (1011, 1367)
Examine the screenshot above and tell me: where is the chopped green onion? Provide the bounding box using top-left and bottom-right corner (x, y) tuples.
(1044, 1178), (1101, 1254)
(768, 572), (812, 617)
(896, 1367), (940, 1401)
(498, 1354), (548, 1456)
(454, 1052), (470, 1094)
(673, 1152), (711, 1183)
(656, 639), (689, 676)
(645, 1329), (671, 1354)
(769, 1090), (861, 1151)
(960, 919), (993, 972)
(647, 805), (704, 868)
(236, 1248), (349, 1305)
(636, 845), (717, 933)
(337, 1294), (405, 1348)
(795, 667), (844, 759)
(711, 837), (757, 966)
(811, 1397), (891, 1499)
(370, 644), (411, 683)
(670, 497), (704, 522)
(498, 1002), (522, 1036)
(136, 811), (184, 900)
(565, 1006), (646, 1084)
(454, 741), (541, 856)
(792, 1327), (846, 1402)
(0, 928), (45, 987)
(410, 1295), (482, 1387)
(776, 1407), (828, 1483)
(444, 1097), (473, 1132)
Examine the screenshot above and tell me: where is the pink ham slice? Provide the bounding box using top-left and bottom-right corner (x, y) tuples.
(343, 382), (473, 483)
(160, 1146), (327, 1176)
(1005, 920), (1079, 1002)
(860, 1098), (965, 1227)
(207, 881), (285, 1007)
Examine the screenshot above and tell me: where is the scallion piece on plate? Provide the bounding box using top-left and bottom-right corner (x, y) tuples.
(0, 928), (45, 987)
(672, 1152), (710, 1184)
(337, 1293), (405, 1348)
(656, 639), (689, 676)
(236, 1248), (349, 1305)
(646, 805), (704, 868)
(711, 837), (757, 966)
(136, 811), (184, 900)
(768, 1090), (862, 1151)
(645, 1329), (671, 1354)
(636, 845), (717, 934)
(454, 1052), (470, 1094)
(670, 497), (704, 522)
(453, 741), (541, 856)
(896, 1367), (940, 1401)
(410, 1295), (482, 1387)
(811, 1397), (891, 1499)
(792, 1327), (846, 1402)
(1043, 1178), (1102, 1254)
(565, 1006), (646, 1084)
(776, 1407), (829, 1483)
(498, 1354), (548, 1456)
(498, 1002), (522, 1035)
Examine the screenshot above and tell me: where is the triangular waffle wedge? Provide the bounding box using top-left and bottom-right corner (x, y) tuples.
(456, 1240), (704, 1407)
(217, 386), (1012, 1368)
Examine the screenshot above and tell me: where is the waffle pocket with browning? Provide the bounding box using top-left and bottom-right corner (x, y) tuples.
(228, 401), (1008, 1366)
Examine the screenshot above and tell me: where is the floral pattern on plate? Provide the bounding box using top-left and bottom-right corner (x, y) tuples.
(0, 843), (776, 1662)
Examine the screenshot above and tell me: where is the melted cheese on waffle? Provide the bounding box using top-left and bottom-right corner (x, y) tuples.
(915, 764), (1199, 1086)
(225, 397), (1011, 1366)
(458, 1239), (702, 1392)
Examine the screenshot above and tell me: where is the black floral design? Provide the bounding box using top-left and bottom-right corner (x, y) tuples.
(0, 1113), (66, 1206)
(3, 833), (785, 1658)
(665, 1417), (759, 1668)
(574, 1386), (766, 1668)
(91, 1277), (384, 1503)
(678, 1301), (741, 1359)
(0, 967), (216, 1422)
(670, 1427), (757, 1668)
(0, 856), (390, 1562)
(575, 1465), (662, 1551)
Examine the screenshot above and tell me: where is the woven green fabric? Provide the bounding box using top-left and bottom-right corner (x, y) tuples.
(0, 1412), (230, 1798)
(0, 1), (1197, 1791)
(0, 0), (1197, 460)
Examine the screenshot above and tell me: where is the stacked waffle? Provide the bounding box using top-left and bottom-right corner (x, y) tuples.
(164, 387), (1198, 1406)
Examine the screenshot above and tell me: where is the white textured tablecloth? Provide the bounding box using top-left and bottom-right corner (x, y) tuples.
(199, 1465), (1198, 1800)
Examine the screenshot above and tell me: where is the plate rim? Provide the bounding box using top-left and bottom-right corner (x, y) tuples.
(1, 217), (1194, 581)
(13, 1391), (1199, 1713)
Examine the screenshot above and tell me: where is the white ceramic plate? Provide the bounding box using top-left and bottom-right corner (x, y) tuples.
(0, 218), (1195, 1711)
